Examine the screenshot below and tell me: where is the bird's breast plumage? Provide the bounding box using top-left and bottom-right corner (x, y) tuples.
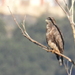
(46, 23), (64, 53)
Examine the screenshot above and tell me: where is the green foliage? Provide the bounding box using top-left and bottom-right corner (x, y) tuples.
(0, 14), (74, 75)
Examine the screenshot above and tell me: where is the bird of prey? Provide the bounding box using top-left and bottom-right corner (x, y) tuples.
(45, 17), (64, 66)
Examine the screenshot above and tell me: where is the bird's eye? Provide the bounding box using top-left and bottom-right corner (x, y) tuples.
(48, 17), (50, 20)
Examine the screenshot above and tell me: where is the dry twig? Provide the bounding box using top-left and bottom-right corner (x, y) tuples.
(64, 61), (73, 75)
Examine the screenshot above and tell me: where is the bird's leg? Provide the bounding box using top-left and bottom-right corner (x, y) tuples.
(47, 48), (56, 53)
(55, 50), (60, 53)
(51, 50), (55, 53)
(52, 49), (60, 54)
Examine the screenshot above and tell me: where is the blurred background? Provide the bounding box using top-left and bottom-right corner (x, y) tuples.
(0, 0), (75, 75)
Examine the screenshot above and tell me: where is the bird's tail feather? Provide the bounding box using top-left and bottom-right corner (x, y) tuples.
(56, 54), (75, 66)
(59, 57), (63, 66)
(55, 54), (63, 66)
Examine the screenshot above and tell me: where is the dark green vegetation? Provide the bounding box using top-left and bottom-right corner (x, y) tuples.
(0, 14), (75, 75)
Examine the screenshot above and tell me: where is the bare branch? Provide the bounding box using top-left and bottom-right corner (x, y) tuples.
(70, 64), (73, 75)
(55, 0), (75, 41)
(7, 6), (24, 34)
(64, 61), (73, 75)
(71, 0), (74, 23)
(55, 0), (70, 18)
(70, 0), (75, 14)
(64, 61), (69, 75)
(22, 15), (26, 31)
(63, 0), (70, 15)
(7, 5), (75, 66)
(55, 0), (75, 75)
(69, 0), (75, 41)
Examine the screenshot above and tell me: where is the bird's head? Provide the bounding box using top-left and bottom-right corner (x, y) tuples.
(45, 17), (56, 24)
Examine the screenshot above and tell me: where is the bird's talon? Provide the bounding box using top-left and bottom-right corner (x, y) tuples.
(52, 50), (55, 53)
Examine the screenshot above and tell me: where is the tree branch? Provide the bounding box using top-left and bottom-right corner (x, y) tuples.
(55, 0), (75, 41)
(55, 0), (70, 18)
(64, 61), (73, 75)
(7, 6), (75, 66)
(55, 0), (75, 75)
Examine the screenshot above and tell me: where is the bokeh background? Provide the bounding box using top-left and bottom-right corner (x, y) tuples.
(0, 0), (75, 75)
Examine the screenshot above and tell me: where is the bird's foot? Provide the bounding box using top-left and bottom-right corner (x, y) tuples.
(52, 50), (55, 53)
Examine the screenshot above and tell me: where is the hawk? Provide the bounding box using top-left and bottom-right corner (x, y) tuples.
(45, 17), (64, 66)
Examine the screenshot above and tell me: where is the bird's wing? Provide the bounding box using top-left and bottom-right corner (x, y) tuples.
(46, 25), (60, 51)
(53, 25), (64, 53)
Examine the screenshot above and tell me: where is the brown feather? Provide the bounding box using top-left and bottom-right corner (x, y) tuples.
(46, 17), (64, 65)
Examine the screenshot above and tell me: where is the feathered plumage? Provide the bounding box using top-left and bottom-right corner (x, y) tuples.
(45, 17), (64, 66)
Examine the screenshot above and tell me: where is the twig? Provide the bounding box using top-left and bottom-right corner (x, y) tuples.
(55, 0), (69, 18)
(63, 0), (70, 16)
(71, 0), (74, 22)
(64, 61), (73, 75)
(22, 15), (26, 31)
(70, 64), (73, 75)
(64, 61), (69, 75)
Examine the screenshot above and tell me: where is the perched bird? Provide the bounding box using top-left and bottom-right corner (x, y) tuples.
(45, 17), (64, 66)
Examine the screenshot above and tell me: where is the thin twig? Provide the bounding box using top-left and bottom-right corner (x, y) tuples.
(64, 61), (73, 75)
(7, 6), (25, 35)
(69, 64), (73, 75)
(71, 0), (74, 23)
(55, 0), (69, 18)
(22, 15), (26, 31)
(63, 0), (70, 16)
(64, 61), (69, 75)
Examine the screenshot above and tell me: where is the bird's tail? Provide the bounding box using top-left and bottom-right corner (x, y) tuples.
(56, 54), (63, 66)
(59, 56), (63, 66)
(55, 54), (75, 66)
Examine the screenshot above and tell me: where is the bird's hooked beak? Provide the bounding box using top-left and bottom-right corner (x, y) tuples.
(45, 19), (50, 24)
(45, 19), (49, 23)
(45, 19), (48, 22)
